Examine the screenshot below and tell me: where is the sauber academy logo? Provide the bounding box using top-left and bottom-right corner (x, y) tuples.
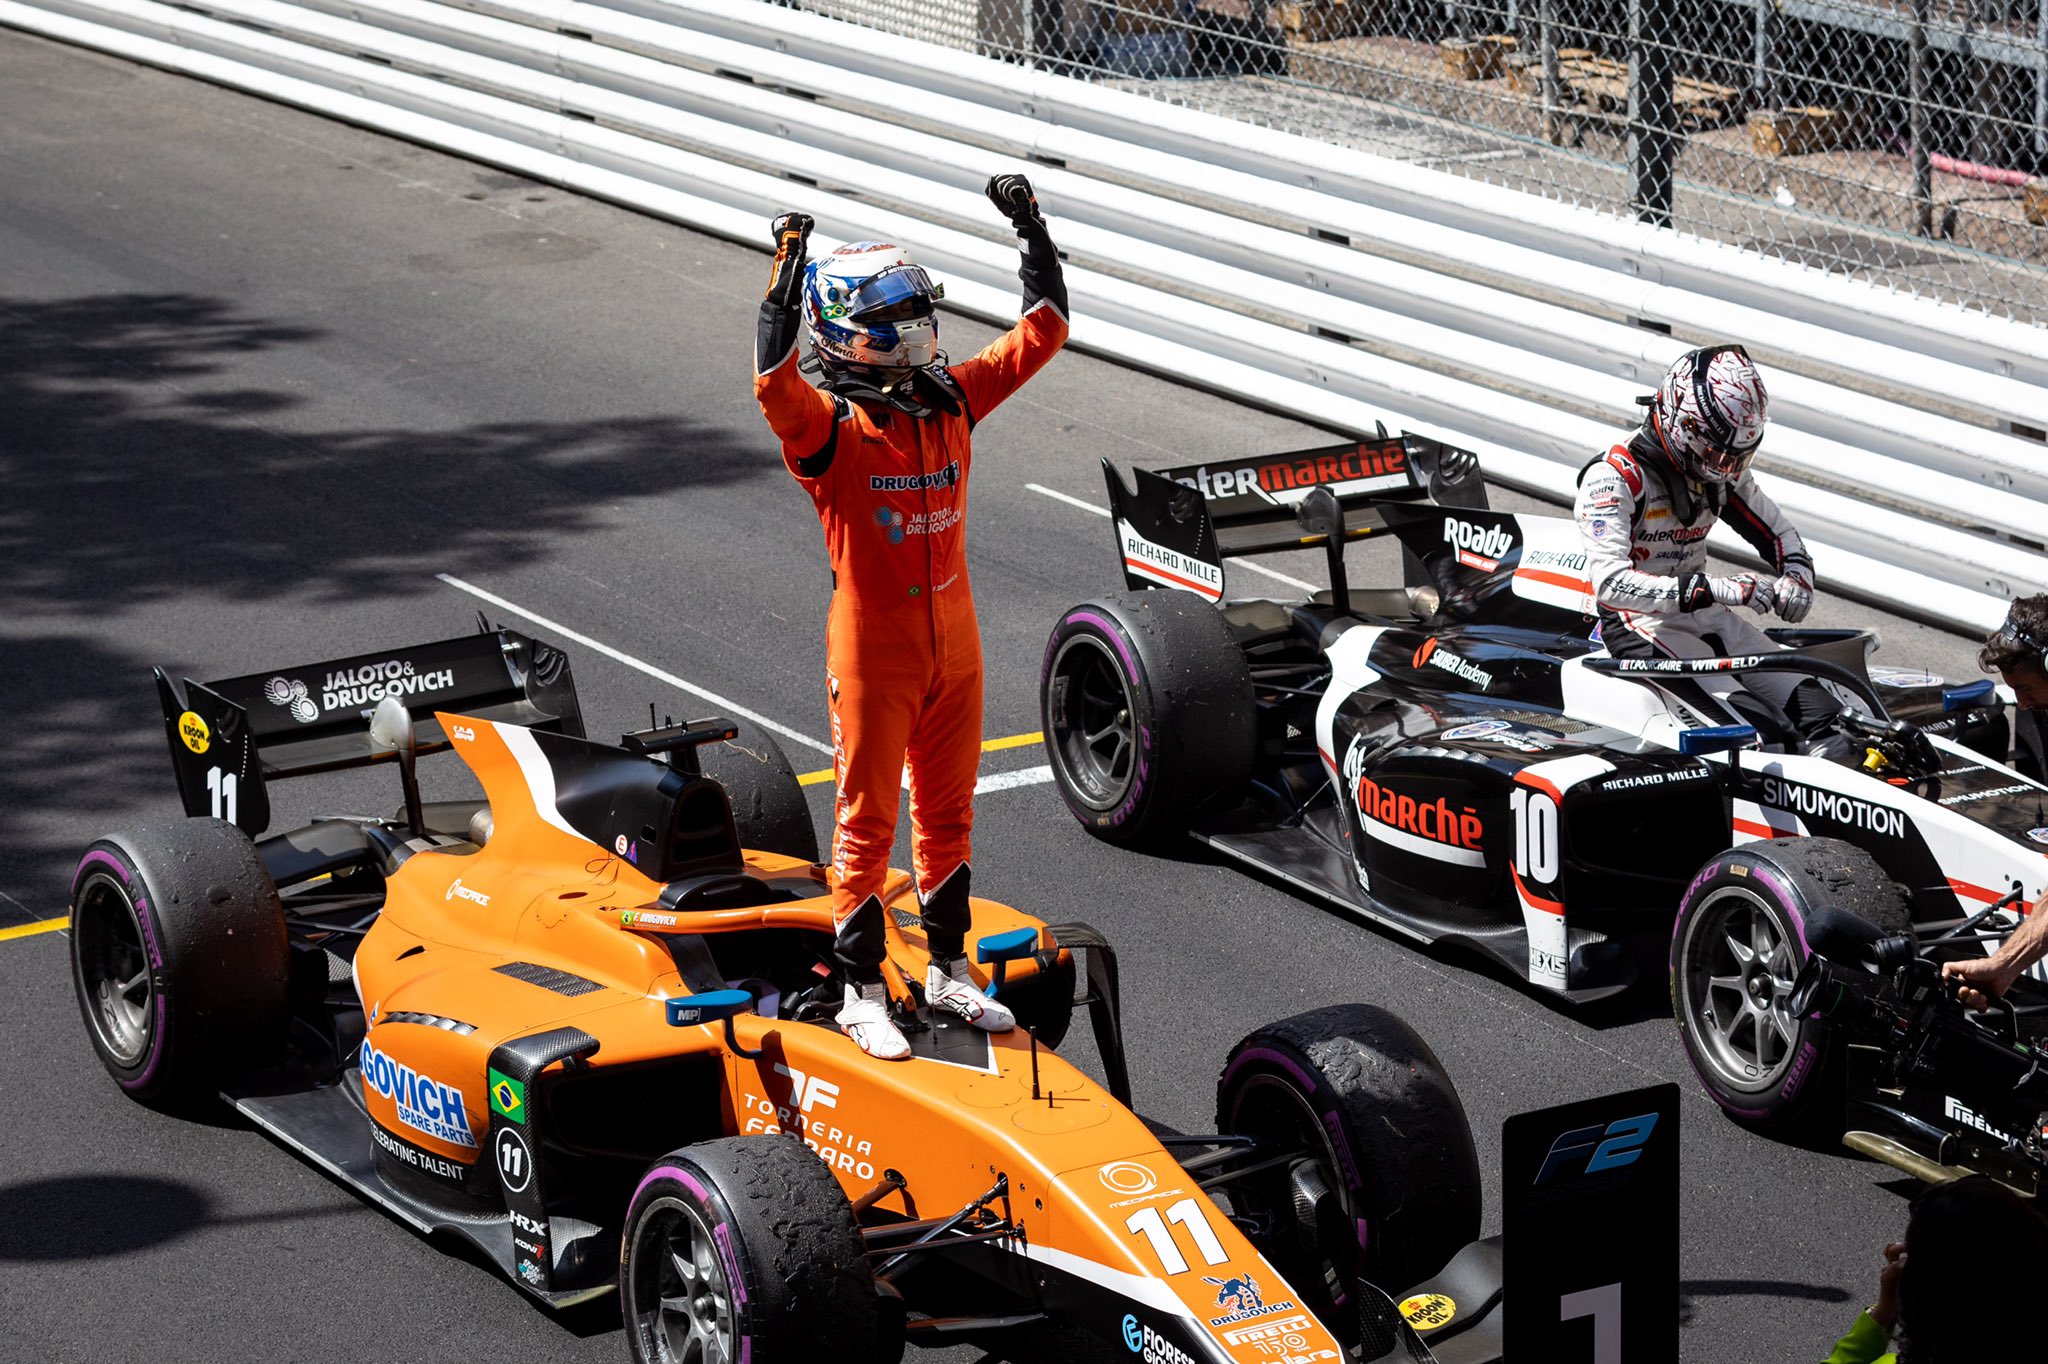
(262, 658), (456, 725)
(1412, 636), (1495, 689)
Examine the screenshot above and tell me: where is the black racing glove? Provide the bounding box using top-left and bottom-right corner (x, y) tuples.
(986, 173), (1045, 234)
(985, 173), (1067, 319)
(765, 212), (813, 310)
(758, 211), (813, 373)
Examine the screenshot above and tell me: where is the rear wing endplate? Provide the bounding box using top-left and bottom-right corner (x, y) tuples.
(154, 622), (584, 835)
(1102, 432), (1487, 601)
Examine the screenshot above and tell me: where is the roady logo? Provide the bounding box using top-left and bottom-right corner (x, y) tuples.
(360, 1040), (477, 1148)
(1443, 517), (1514, 572)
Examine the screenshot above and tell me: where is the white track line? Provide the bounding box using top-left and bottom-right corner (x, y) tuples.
(1024, 483), (1320, 593)
(437, 573), (832, 755)
(975, 765), (1052, 794)
(438, 575), (1054, 798)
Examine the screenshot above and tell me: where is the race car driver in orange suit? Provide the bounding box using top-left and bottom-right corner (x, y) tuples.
(754, 175), (1069, 1058)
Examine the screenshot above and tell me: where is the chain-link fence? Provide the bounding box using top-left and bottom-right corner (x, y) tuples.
(794, 0), (2048, 323)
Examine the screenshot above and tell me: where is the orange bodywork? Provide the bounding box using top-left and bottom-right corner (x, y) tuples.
(344, 714), (1346, 1361)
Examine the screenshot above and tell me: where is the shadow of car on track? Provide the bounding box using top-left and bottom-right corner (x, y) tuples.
(1678, 1276), (1852, 1326)
(1111, 827), (1680, 1029)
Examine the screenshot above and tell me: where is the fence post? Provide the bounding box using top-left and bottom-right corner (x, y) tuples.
(1540, 0), (1560, 143)
(1751, 0), (1777, 112)
(1909, 0), (1933, 237)
(2037, 0), (2046, 156)
(1628, 0), (1678, 225)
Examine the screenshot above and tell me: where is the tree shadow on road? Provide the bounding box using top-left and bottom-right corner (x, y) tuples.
(0, 291), (769, 897)
(0, 291), (762, 618)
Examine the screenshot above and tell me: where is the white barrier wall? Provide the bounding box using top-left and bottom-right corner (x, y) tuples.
(5, 0), (2044, 633)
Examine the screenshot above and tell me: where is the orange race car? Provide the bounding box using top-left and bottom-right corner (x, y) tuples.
(69, 623), (1511, 1364)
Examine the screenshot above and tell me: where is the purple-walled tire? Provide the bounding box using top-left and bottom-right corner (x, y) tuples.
(1670, 837), (1909, 1129)
(68, 819), (289, 1106)
(1216, 1004), (1480, 1342)
(621, 1135), (886, 1364)
(1040, 592), (1254, 845)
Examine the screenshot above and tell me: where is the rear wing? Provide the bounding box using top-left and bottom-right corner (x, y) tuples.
(1101, 432), (1488, 602)
(153, 622), (584, 835)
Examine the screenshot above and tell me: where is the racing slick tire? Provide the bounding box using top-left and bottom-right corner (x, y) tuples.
(1671, 837), (1910, 1129)
(621, 1135), (889, 1364)
(699, 718), (821, 864)
(68, 819), (290, 1106)
(1216, 1004), (1480, 1342)
(1041, 593), (1255, 845)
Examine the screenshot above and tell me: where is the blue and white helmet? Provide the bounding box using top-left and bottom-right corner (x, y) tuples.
(802, 241), (943, 379)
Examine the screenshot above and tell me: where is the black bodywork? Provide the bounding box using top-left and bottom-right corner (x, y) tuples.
(1089, 437), (2026, 1003)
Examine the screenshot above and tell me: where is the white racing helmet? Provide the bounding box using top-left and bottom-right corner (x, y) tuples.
(802, 242), (944, 380)
(1649, 344), (1769, 484)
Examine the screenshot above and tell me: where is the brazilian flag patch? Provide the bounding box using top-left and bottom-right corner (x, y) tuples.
(489, 1068), (526, 1123)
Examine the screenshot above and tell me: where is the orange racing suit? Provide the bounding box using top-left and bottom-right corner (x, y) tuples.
(754, 222), (1068, 973)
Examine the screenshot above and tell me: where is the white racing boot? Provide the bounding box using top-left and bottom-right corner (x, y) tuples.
(836, 980), (911, 1061)
(925, 958), (1016, 1033)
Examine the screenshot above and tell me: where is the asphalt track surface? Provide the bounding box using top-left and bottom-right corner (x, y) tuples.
(0, 27), (1996, 1364)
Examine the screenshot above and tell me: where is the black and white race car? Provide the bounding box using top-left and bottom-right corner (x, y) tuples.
(1038, 435), (2048, 1159)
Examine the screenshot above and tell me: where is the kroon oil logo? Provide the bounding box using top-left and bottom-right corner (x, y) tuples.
(177, 711), (210, 754)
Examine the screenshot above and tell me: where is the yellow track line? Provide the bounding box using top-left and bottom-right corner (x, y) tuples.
(797, 731), (1045, 787)
(0, 915), (70, 943)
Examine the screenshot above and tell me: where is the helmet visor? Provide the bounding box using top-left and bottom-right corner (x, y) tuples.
(844, 264), (945, 324)
(1693, 436), (1760, 483)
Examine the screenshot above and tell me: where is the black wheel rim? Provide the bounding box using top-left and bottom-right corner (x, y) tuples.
(1223, 1074), (1358, 1314)
(1679, 885), (1802, 1094)
(630, 1196), (736, 1364)
(1048, 633), (1137, 811)
(74, 870), (154, 1067)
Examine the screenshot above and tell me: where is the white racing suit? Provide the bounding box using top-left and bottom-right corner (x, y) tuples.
(1575, 434), (1822, 738)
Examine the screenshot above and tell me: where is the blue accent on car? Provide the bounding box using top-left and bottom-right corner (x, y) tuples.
(665, 989), (752, 1027)
(976, 927), (1039, 963)
(1677, 724), (1758, 756)
(1943, 678), (1996, 710)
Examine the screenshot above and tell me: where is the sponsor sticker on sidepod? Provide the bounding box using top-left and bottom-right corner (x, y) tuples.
(359, 1040), (477, 1148)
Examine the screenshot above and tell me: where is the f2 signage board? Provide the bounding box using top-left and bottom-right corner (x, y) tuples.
(1502, 1082), (1680, 1364)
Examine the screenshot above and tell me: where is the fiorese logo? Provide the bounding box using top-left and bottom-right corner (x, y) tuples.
(1121, 1316), (1193, 1364)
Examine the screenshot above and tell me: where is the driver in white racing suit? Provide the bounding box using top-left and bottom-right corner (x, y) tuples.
(1574, 345), (1829, 741)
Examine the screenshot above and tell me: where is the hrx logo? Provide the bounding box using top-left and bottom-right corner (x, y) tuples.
(1535, 1112), (1658, 1184)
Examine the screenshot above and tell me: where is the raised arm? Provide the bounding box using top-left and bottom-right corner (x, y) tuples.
(948, 174), (1070, 426)
(753, 211), (835, 470)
